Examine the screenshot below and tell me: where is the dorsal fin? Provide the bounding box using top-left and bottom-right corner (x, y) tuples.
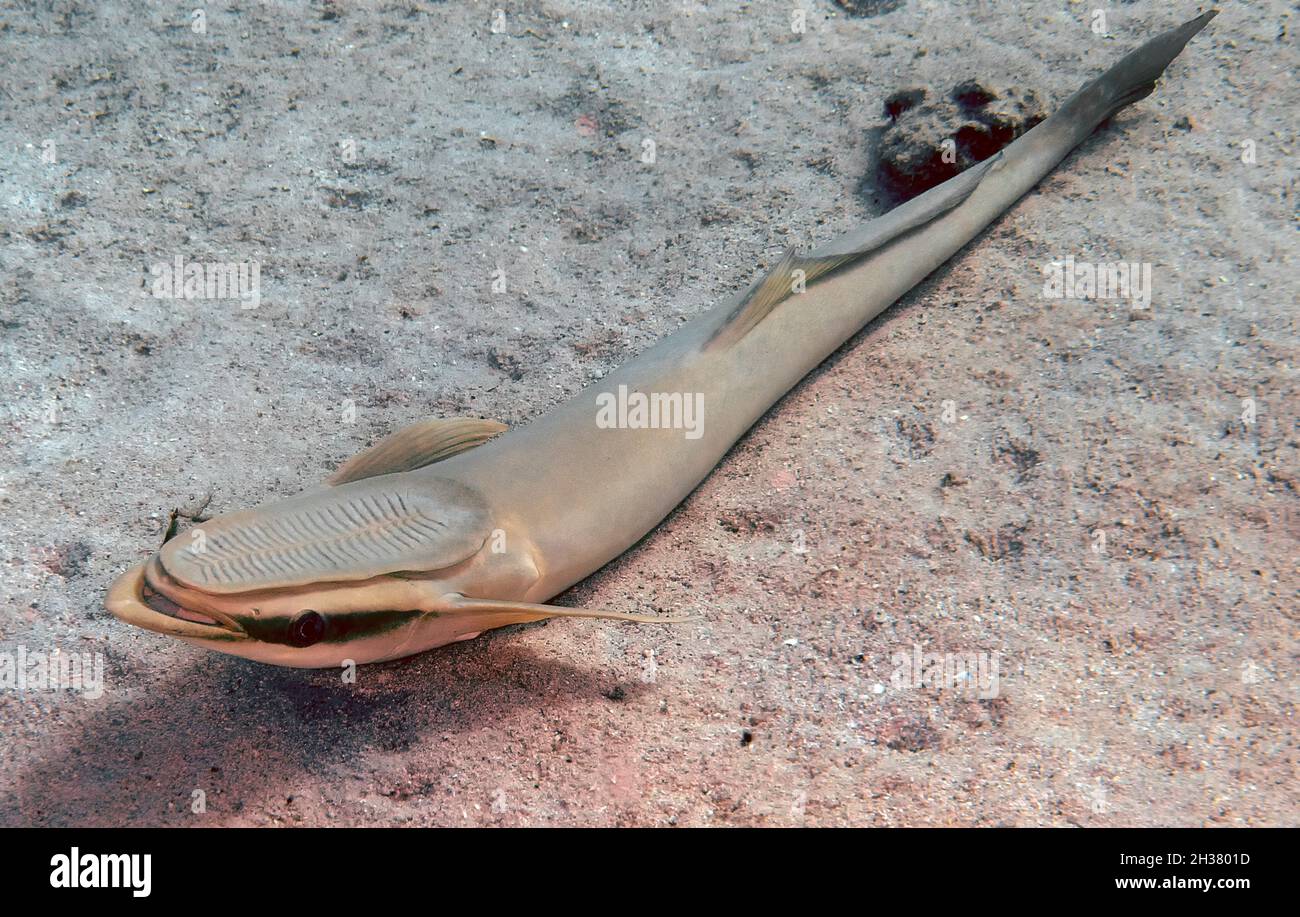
(704, 152), (1004, 351)
(329, 417), (507, 485)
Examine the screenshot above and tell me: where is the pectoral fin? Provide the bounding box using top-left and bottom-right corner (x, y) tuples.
(443, 594), (692, 626)
(329, 417), (507, 485)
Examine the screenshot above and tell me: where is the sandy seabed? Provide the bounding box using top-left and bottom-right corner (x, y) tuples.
(0, 1), (1294, 826)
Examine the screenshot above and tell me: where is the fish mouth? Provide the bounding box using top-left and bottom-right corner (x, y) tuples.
(106, 560), (247, 642)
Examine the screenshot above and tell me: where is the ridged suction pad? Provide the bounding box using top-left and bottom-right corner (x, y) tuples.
(158, 477), (491, 593)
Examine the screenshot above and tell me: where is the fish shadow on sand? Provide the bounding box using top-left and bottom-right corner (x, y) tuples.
(7, 626), (643, 826)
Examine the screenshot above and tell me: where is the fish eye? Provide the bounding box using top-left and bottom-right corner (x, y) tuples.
(289, 610), (326, 648)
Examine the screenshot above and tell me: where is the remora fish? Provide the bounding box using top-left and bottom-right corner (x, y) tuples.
(107, 13), (1217, 667)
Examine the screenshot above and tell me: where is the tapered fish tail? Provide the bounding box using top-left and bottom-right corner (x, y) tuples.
(1048, 10), (1217, 145)
(706, 11), (1217, 353)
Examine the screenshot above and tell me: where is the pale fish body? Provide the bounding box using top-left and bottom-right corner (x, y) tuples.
(107, 13), (1217, 667)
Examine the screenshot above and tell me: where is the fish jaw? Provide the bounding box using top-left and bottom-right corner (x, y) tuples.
(106, 562), (249, 644)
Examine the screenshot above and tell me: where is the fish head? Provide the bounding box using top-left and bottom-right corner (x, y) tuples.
(106, 476), (507, 667)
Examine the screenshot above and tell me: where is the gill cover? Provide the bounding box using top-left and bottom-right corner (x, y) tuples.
(158, 477), (492, 593)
